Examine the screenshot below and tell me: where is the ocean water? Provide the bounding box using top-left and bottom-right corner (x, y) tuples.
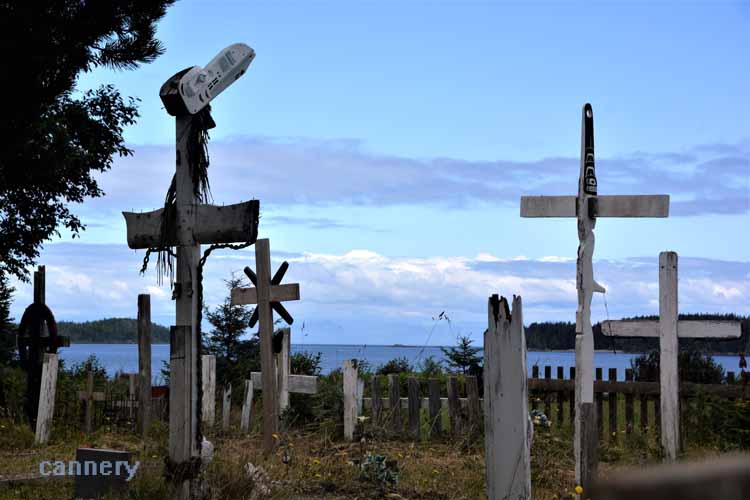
(59, 343), (745, 384)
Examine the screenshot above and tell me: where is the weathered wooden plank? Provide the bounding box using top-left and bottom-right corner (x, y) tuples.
(609, 368), (618, 444)
(388, 374), (401, 434)
(484, 294), (531, 500)
(520, 195), (577, 217)
(601, 320), (741, 338)
(625, 369), (634, 435)
(465, 375), (480, 429)
(169, 325), (192, 463)
(371, 376), (382, 425)
(35, 354), (58, 445)
(596, 195), (670, 218)
(222, 384), (232, 431)
(255, 239), (279, 454)
(137, 294), (151, 438)
(531, 365), (540, 411)
(596, 368), (603, 439)
(249, 372), (318, 394)
(428, 378), (442, 438)
(557, 366), (565, 426)
(343, 360), (357, 441)
(543, 366), (552, 417)
(590, 453), (750, 500)
(123, 200), (259, 249)
(231, 283), (300, 306)
(407, 377), (420, 440)
(201, 354), (216, 427)
(240, 379), (253, 432)
(569, 367), (576, 424)
(640, 393), (649, 433)
(77, 390), (105, 402)
(660, 251), (679, 461)
(579, 402), (598, 496)
(277, 328), (291, 411)
(447, 376), (461, 435)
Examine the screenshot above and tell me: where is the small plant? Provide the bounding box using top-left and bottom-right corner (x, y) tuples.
(358, 453), (399, 488)
(375, 357), (413, 376)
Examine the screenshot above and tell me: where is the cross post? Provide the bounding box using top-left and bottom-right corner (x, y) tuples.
(78, 371), (105, 433)
(520, 103), (670, 493)
(602, 251), (741, 461)
(122, 57), (259, 498)
(230, 238), (300, 453)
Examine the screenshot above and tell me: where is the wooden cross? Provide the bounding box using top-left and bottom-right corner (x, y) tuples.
(520, 103), (670, 493)
(121, 69), (258, 498)
(602, 251), (741, 461)
(78, 371), (105, 433)
(230, 238), (300, 453)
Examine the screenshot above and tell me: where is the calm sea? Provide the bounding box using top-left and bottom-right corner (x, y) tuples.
(59, 343), (744, 385)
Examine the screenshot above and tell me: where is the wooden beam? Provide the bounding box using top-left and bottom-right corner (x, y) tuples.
(240, 379), (253, 433)
(601, 320), (741, 338)
(231, 283), (300, 306)
(520, 195), (576, 217)
(597, 195), (669, 218)
(137, 294), (151, 438)
(34, 354), (58, 445)
(660, 251), (679, 461)
(343, 360), (358, 441)
(249, 372), (318, 394)
(201, 355), (216, 427)
(123, 200), (259, 249)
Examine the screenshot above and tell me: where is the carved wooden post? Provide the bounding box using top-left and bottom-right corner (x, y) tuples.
(137, 294), (152, 437)
(240, 379), (253, 433)
(34, 353), (58, 445)
(343, 360), (358, 441)
(484, 294), (531, 499)
(201, 354), (216, 427)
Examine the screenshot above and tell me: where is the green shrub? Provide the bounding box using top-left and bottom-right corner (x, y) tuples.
(376, 357), (413, 376)
(632, 349), (725, 383)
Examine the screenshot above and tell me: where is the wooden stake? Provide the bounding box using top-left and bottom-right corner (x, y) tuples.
(343, 360), (358, 441)
(34, 353), (58, 445)
(201, 354), (216, 427)
(407, 377), (420, 441)
(240, 379), (253, 433)
(138, 294), (152, 437)
(388, 374), (401, 434)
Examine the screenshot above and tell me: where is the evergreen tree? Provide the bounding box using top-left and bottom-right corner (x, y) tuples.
(204, 276), (255, 361)
(0, 273), (15, 366)
(0, 1), (177, 280)
(441, 335), (482, 374)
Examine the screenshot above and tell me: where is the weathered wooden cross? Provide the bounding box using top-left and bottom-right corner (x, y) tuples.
(79, 371), (105, 433)
(122, 48), (259, 498)
(602, 251), (741, 461)
(520, 103), (670, 493)
(231, 238), (300, 453)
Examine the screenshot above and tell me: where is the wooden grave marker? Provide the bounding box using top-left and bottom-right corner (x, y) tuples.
(231, 240), (300, 453)
(78, 371), (105, 433)
(201, 354), (216, 427)
(34, 353), (59, 445)
(122, 51), (259, 498)
(602, 251), (741, 460)
(520, 103), (669, 492)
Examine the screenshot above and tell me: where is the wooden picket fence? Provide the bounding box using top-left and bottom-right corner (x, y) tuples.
(355, 368), (748, 444)
(52, 392), (168, 433)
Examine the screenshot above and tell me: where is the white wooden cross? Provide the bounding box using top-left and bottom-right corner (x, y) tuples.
(520, 103), (670, 493)
(121, 51), (259, 498)
(602, 251), (741, 461)
(231, 238), (300, 453)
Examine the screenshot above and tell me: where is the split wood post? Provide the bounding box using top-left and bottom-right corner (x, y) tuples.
(35, 353), (59, 445)
(543, 366), (552, 417)
(428, 378), (442, 438)
(531, 366), (540, 411)
(569, 367), (576, 425)
(277, 327), (291, 412)
(371, 376), (382, 425)
(466, 375), (480, 430)
(137, 294), (151, 437)
(201, 354), (216, 428)
(222, 384), (232, 431)
(484, 294), (531, 500)
(557, 366), (565, 426)
(388, 374), (401, 434)
(407, 377), (420, 441)
(447, 376), (461, 436)
(240, 379), (253, 433)
(602, 252), (741, 461)
(343, 360), (358, 441)
(79, 371), (104, 433)
(596, 367), (603, 439)
(230, 239), (300, 453)
(625, 369), (634, 435)
(521, 103), (670, 493)
(609, 368), (618, 443)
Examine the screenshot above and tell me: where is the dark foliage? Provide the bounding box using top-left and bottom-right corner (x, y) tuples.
(291, 351), (323, 377)
(56, 318), (171, 343)
(0, 1), (176, 280)
(0, 274), (15, 366)
(631, 349), (726, 383)
(376, 357), (413, 376)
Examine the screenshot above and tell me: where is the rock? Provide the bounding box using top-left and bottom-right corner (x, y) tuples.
(244, 462), (272, 499)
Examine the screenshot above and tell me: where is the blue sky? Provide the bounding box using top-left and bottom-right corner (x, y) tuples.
(10, 0), (749, 346)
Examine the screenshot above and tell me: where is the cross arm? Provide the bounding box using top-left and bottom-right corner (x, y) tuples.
(78, 391), (106, 401)
(520, 195), (669, 218)
(231, 283), (300, 306)
(122, 200), (259, 249)
(601, 320), (741, 339)
(250, 372), (318, 394)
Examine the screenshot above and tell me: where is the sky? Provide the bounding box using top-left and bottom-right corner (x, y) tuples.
(9, 0), (749, 347)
